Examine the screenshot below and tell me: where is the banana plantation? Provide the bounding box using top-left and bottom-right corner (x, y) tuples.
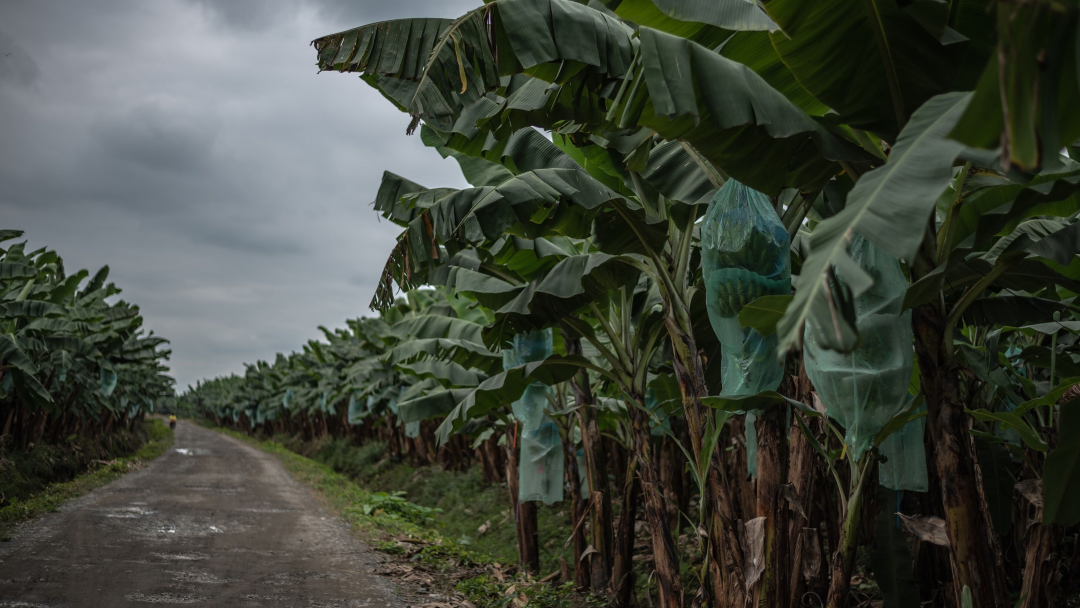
(0, 230), (174, 458)
(182, 0), (1080, 607)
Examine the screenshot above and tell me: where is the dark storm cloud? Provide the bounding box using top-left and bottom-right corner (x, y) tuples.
(0, 0), (479, 389)
(189, 0), (475, 32)
(0, 29), (40, 87)
(91, 100), (220, 174)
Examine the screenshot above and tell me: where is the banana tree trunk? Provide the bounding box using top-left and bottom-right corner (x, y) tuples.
(787, 410), (822, 608)
(786, 366), (819, 598)
(825, 453), (876, 608)
(505, 439), (540, 575)
(1019, 521), (1060, 608)
(912, 306), (1006, 608)
(1020, 419), (1061, 608)
(629, 404), (683, 608)
(667, 316), (748, 607)
(911, 227), (1006, 608)
(755, 405), (790, 608)
(569, 338), (614, 591)
(564, 426), (591, 589)
(611, 455), (639, 607)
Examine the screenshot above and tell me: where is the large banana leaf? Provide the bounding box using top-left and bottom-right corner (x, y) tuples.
(601, 0), (776, 37)
(372, 168), (627, 309)
(777, 92), (971, 354)
(434, 354), (611, 443)
(764, 0), (968, 140)
(949, 6), (1080, 171)
(610, 27), (870, 194)
(1042, 397), (1080, 525)
(313, 0), (635, 132)
(384, 337), (501, 374)
(486, 253), (640, 343)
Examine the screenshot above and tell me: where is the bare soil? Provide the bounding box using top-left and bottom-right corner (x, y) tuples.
(0, 421), (402, 607)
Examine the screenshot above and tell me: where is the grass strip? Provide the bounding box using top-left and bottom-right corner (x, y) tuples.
(211, 427), (599, 608)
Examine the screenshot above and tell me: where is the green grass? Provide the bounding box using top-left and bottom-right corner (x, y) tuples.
(214, 429), (596, 608)
(0, 419), (174, 540)
(269, 436), (577, 574)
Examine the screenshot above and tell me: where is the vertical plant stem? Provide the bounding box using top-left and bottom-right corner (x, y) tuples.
(612, 455), (640, 607)
(912, 223), (1006, 608)
(754, 405), (791, 608)
(825, 452), (877, 608)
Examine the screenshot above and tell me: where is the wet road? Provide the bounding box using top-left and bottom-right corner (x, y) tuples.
(0, 421), (400, 607)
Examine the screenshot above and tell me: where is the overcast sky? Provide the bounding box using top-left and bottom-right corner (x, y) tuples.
(0, 0), (477, 391)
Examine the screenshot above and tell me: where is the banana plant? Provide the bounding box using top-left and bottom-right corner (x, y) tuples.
(1, 230), (173, 449)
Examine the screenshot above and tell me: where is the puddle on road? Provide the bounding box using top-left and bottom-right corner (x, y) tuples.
(152, 552), (209, 562)
(172, 448), (211, 456)
(103, 506), (155, 519)
(125, 592), (208, 604)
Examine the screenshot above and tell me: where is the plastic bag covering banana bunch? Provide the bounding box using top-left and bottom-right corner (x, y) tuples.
(519, 417), (565, 505)
(502, 328), (563, 503)
(348, 394), (365, 426)
(576, 447), (589, 499)
(701, 179), (791, 397)
(878, 404), (928, 491)
(804, 235), (914, 462)
(503, 328), (554, 432)
(646, 387), (672, 437)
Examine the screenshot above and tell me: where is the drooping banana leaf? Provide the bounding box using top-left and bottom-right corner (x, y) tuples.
(609, 27), (871, 195)
(776, 92), (971, 354)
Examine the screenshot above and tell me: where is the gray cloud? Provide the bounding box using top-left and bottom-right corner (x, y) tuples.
(0, 29), (39, 87)
(187, 0), (480, 33)
(91, 100), (220, 174)
(0, 0), (479, 389)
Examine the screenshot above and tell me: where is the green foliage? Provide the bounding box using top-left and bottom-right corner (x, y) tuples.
(351, 491), (442, 525)
(0, 230), (173, 439)
(0, 420), (173, 539)
(1042, 398), (1080, 525)
(191, 1), (1080, 606)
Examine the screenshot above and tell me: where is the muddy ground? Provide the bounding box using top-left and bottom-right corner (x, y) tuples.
(0, 421), (403, 607)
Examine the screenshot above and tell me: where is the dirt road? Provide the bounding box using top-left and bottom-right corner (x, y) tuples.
(0, 422), (400, 607)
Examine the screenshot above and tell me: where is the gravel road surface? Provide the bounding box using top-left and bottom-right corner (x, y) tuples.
(0, 421), (400, 607)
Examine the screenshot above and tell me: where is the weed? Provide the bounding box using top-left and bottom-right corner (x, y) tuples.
(351, 490), (441, 525)
(456, 575), (578, 608)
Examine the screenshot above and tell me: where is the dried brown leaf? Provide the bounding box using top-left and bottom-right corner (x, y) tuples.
(897, 513), (949, 547)
(744, 516), (766, 589)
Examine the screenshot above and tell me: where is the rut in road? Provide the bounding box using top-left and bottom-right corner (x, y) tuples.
(0, 421), (401, 607)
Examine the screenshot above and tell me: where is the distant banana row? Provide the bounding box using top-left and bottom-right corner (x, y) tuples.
(0, 230), (173, 448)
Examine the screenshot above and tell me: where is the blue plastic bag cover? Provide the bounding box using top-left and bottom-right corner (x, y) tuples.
(804, 235), (913, 462)
(347, 394), (365, 426)
(405, 420), (421, 438)
(512, 382), (549, 432)
(645, 387), (672, 437)
(519, 417), (564, 505)
(878, 404), (928, 492)
(504, 329), (554, 431)
(503, 328), (554, 368)
(701, 180), (791, 397)
(576, 447), (590, 499)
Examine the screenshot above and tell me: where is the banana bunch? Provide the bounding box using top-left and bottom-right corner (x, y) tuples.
(710, 269), (785, 317)
(711, 229), (785, 276)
